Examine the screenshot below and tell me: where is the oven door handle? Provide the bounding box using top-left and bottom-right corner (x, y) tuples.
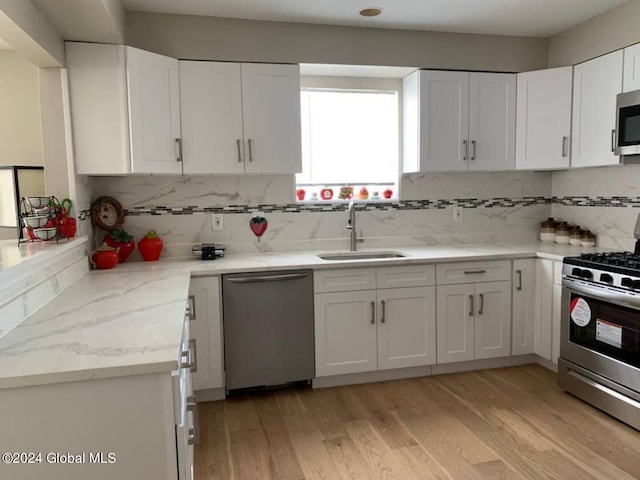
(564, 278), (640, 310)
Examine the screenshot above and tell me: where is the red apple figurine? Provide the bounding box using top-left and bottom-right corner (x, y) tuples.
(320, 188), (334, 200)
(383, 188), (393, 199)
(296, 188), (306, 201)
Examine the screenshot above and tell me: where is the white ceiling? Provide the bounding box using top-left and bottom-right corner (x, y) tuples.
(0, 38), (12, 51)
(122, 0), (628, 37)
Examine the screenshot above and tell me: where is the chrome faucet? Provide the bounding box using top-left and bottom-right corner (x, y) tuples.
(346, 200), (364, 251)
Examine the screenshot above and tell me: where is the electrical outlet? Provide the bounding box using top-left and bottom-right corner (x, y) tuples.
(453, 206), (462, 222)
(212, 215), (224, 231)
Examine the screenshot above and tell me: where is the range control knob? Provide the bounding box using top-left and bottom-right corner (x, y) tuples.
(632, 280), (640, 290)
(600, 273), (613, 283)
(571, 268), (583, 277)
(581, 270), (593, 280)
(621, 277), (633, 288)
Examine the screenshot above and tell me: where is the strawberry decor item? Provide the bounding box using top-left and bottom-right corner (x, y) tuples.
(138, 229), (163, 261)
(249, 215), (268, 240)
(338, 186), (353, 200)
(320, 188), (333, 200)
(296, 188), (306, 201)
(383, 188), (393, 199)
(358, 187), (369, 200)
(103, 229), (135, 263)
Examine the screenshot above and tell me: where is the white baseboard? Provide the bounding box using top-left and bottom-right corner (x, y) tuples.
(194, 387), (225, 402)
(534, 355), (558, 372)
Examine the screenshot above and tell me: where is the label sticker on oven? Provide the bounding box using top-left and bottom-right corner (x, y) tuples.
(570, 298), (591, 327)
(596, 319), (623, 349)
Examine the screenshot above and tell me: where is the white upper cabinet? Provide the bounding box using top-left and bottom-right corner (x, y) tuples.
(67, 42), (182, 175)
(179, 61), (302, 175)
(403, 70), (515, 173)
(126, 47), (182, 174)
(623, 43), (640, 92)
(241, 63), (302, 174)
(571, 50), (623, 168)
(516, 67), (573, 170)
(468, 73), (516, 171)
(179, 62), (244, 174)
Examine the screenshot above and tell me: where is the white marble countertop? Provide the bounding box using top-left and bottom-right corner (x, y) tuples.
(0, 241), (609, 390)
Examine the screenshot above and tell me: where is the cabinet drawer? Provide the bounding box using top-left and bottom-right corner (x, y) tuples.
(314, 268), (376, 293)
(376, 265), (435, 289)
(436, 260), (511, 285)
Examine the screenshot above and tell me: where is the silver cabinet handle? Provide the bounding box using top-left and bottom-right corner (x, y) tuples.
(471, 140), (476, 160)
(468, 295), (474, 317)
(248, 139), (253, 162)
(187, 395), (199, 446)
(175, 138), (183, 162)
(562, 136), (568, 157)
(236, 139), (242, 163)
(186, 295), (196, 321)
(516, 270), (522, 291)
(611, 129), (616, 153)
(464, 270), (486, 275)
(227, 273), (309, 284)
(370, 301), (375, 324)
(189, 338), (197, 373)
(381, 300), (385, 324)
(180, 339), (197, 372)
(463, 140), (468, 161)
(478, 293), (484, 315)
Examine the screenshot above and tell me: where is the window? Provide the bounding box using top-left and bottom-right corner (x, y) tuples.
(296, 81), (400, 202)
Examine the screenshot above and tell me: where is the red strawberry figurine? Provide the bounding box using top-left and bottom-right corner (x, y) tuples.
(249, 215), (268, 240)
(138, 229), (163, 261)
(103, 229), (135, 263)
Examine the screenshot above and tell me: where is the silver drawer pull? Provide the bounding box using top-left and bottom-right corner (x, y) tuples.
(370, 301), (375, 324)
(478, 293), (484, 315)
(187, 295), (196, 321)
(175, 138), (183, 162)
(562, 136), (568, 157)
(516, 270), (522, 291)
(468, 295), (474, 317)
(463, 139), (468, 161)
(236, 139), (242, 163)
(464, 270), (486, 275)
(248, 138), (254, 162)
(381, 300), (386, 324)
(187, 396), (199, 446)
(180, 339), (198, 372)
(611, 129), (616, 153)
(471, 140), (476, 160)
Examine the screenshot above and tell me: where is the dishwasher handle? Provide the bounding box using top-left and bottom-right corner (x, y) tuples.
(226, 272), (310, 284)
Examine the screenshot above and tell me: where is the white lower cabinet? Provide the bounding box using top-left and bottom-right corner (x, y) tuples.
(534, 259), (562, 365)
(188, 276), (224, 392)
(314, 266), (436, 377)
(435, 260), (512, 364)
(436, 281), (511, 363)
(512, 259), (536, 355)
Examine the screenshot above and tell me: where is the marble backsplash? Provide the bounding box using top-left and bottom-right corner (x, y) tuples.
(551, 164), (640, 251)
(91, 171), (552, 257)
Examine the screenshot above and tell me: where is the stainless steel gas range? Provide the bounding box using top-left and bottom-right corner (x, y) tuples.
(559, 251), (640, 431)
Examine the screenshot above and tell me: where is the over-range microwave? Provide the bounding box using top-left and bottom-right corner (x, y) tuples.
(615, 89), (640, 157)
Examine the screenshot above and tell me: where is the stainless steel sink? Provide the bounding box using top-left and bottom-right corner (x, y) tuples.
(318, 251), (406, 261)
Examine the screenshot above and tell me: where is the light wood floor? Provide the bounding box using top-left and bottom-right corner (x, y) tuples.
(194, 365), (640, 480)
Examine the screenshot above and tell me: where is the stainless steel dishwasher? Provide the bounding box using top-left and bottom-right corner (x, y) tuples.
(222, 270), (314, 391)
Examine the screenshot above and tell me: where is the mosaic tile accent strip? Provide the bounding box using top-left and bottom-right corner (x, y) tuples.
(552, 196), (640, 207)
(77, 209), (91, 221)
(123, 196), (551, 216)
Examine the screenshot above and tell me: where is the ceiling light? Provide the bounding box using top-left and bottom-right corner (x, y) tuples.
(359, 7), (383, 17)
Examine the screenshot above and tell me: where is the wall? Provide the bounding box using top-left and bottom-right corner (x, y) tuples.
(91, 171), (551, 258)
(0, 51), (43, 167)
(126, 12), (548, 73)
(548, 0), (640, 67)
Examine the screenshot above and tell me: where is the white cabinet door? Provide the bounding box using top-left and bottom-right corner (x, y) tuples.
(468, 73), (516, 171)
(623, 43), (640, 92)
(534, 259), (554, 360)
(241, 63), (302, 174)
(516, 67), (573, 170)
(314, 290), (378, 377)
(419, 71), (470, 172)
(188, 277), (224, 391)
(179, 62), (244, 174)
(512, 259), (536, 355)
(474, 281), (511, 360)
(436, 284), (475, 364)
(571, 50), (623, 168)
(377, 286), (436, 370)
(551, 284), (563, 366)
(126, 46), (182, 174)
